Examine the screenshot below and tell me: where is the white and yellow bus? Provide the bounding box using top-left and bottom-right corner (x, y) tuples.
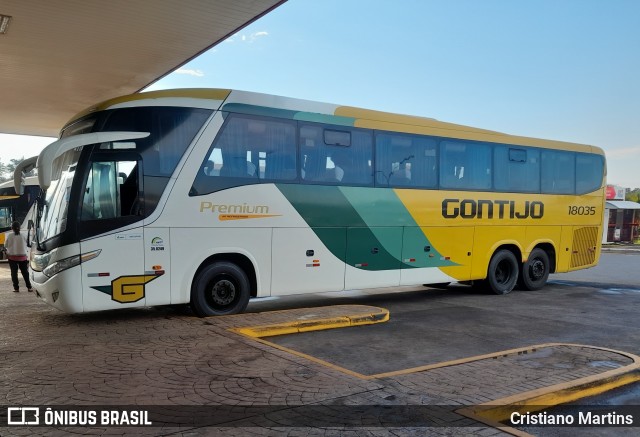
(28, 89), (605, 316)
(0, 170), (40, 259)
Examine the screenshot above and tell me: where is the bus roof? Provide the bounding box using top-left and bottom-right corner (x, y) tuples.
(0, 176), (39, 190)
(65, 88), (604, 156)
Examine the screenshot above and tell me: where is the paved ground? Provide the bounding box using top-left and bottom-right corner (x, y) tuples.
(264, 252), (640, 376)
(1, 255), (639, 436)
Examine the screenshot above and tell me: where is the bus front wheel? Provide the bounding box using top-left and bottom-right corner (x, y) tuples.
(486, 250), (519, 295)
(520, 248), (550, 291)
(191, 262), (250, 317)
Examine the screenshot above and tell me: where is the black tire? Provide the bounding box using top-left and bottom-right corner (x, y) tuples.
(191, 262), (250, 317)
(486, 250), (519, 295)
(519, 248), (550, 291)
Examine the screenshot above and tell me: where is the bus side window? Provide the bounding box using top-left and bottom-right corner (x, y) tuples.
(195, 114), (296, 189)
(375, 133), (436, 188)
(440, 141), (491, 190)
(340, 130), (372, 185)
(265, 153), (296, 180)
(542, 150), (575, 194)
(202, 149), (223, 177)
(576, 153), (604, 194)
(494, 146), (540, 193)
(220, 155), (255, 178)
(300, 124), (372, 185)
(0, 207), (11, 228)
(300, 126), (324, 182)
(81, 160), (138, 221)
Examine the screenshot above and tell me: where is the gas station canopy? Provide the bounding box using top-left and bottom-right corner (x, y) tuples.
(607, 201), (640, 210)
(0, 0), (286, 137)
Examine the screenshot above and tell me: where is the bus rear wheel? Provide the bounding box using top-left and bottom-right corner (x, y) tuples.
(520, 248), (550, 291)
(191, 262), (250, 317)
(486, 250), (518, 295)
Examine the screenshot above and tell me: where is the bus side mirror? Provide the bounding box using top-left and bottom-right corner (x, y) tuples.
(13, 156), (38, 195)
(18, 175), (26, 195)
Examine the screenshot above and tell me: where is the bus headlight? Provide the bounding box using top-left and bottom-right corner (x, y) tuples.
(31, 252), (52, 272)
(42, 250), (101, 278)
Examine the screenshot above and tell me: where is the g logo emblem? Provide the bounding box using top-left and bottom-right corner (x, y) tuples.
(91, 273), (163, 303)
(112, 275), (159, 303)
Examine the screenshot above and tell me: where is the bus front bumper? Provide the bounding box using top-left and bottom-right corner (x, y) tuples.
(31, 267), (84, 313)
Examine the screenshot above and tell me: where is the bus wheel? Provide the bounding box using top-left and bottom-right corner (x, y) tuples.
(520, 248), (550, 291)
(191, 262), (250, 317)
(487, 250), (518, 295)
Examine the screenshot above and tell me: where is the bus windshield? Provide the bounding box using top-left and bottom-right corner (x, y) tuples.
(0, 206), (11, 228)
(35, 106), (213, 246)
(37, 148), (82, 243)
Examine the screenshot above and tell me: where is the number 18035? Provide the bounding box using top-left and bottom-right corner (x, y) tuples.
(568, 206), (596, 215)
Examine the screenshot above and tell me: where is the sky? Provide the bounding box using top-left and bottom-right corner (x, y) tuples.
(1, 0), (639, 188)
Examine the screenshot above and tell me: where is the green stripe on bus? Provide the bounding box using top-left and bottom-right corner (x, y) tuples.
(221, 103), (355, 126)
(293, 112), (355, 126)
(277, 184), (400, 270)
(276, 184), (456, 270)
(339, 187), (455, 269)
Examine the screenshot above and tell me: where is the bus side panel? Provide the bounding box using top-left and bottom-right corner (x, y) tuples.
(557, 225), (601, 272)
(144, 227), (171, 306)
(567, 225), (601, 271)
(345, 227), (402, 289)
(556, 226), (575, 273)
(271, 227), (345, 295)
(470, 226), (525, 280)
(523, 226), (562, 255)
(400, 226), (460, 285)
(422, 226), (475, 281)
(399, 267), (459, 286)
(170, 227), (272, 305)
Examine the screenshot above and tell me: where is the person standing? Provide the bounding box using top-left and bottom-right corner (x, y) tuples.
(5, 221), (33, 292)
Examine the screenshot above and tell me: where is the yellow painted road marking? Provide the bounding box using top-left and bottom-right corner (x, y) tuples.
(229, 306), (390, 379)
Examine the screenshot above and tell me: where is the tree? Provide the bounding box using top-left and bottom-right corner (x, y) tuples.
(627, 188), (640, 203)
(0, 159), (7, 183)
(5, 157), (24, 177)
(0, 157), (36, 183)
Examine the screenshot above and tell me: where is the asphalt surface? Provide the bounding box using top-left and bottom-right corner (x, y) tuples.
(262, 252), (640, 376)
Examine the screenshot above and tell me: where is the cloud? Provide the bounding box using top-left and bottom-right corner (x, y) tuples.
(606, 146), (640, 158)
(175, 68), (204, 77)
(225, 31), (269, 44)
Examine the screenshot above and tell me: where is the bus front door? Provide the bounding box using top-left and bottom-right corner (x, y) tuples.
(79, 158), (147, 311)
(81, 230), (146, 311)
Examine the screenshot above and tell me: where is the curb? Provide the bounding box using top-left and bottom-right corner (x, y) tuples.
(601, 245), (640, 253)
(231, 307), (390, 338)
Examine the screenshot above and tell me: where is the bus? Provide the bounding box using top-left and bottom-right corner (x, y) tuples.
(0, 173), (40, 260)
(28, 89), (606, 316)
